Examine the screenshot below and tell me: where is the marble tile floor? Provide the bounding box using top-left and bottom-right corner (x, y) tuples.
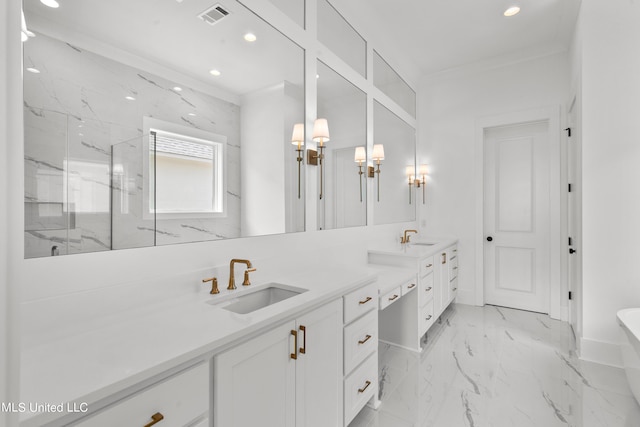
(349, 304), (640, 427)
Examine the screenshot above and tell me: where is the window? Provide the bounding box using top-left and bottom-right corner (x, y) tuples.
(143, 117), (226, 218)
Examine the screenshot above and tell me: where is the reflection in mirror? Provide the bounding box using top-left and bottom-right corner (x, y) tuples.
(373, 50), (416, 118)
(316, 61), (367, 230)
(23, 0), (304, 258)
(372, 101), (416, 225)
(317, 0), (366, 78)
(268, 0), (305, 28)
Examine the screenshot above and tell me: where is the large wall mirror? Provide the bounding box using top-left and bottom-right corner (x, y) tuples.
(372, 101), (416, 225)
(23, 0), (305, 258)
(316, 60), (367, 230)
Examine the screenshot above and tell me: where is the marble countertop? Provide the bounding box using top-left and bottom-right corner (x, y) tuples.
(365, 264), (417, 295)
(20, 266), (378, 426)
(368, 237), (458, 259)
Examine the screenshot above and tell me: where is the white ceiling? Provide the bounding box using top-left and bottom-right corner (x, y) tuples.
(340, 0), (582, 75)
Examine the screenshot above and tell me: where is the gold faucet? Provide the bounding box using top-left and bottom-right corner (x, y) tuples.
(228, 259), (256, 290)
(202, 277), (220, 294)
(401, 229), (418, 244)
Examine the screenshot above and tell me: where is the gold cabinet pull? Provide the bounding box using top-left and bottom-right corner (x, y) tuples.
(426, 315), (432, 321)
(358, 334), (372, 345)
(299, 325), (306, 354)
(425, 286), (432, 292)
(426, 263), (433, 268)
(388, 294), (399, 301)
(442, 253), (447, 264)
(290, 330), (298, 360)
(358, 380), (372, 393)
(359, 296), (372, 305)
(407, 283), (416, 289)
(453, 266), (458, 270)
(144, 412), (164, 427)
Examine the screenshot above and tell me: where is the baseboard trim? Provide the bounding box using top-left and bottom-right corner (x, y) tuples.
(579, 337), (623, 368)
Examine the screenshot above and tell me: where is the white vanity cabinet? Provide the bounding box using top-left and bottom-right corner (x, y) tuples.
(342, 282), (378, 426)
(368, 240), (458, 351)
(214, 299), (343, 427)
(74, 362), (209, 427)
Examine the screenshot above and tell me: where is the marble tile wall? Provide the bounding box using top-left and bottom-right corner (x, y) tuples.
(23, 32), (241, 257)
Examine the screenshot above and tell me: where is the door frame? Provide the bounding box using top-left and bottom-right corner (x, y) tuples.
(474, 106), (564, 320)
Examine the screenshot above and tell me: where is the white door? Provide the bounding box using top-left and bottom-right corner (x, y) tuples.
(567, 99), (580, 335)
(484, 121), (551, 313)
(295, 300), (342, 427)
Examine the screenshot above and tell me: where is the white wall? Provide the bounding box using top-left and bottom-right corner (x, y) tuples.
(418, 53), (570, 307)
(2, 1), (22, 424)
(577, 0), (640, 366)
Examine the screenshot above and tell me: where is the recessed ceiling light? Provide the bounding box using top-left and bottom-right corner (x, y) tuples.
(78, 133), (83, 136)
(173, 86), (182, 92)
(26, 67), (40, 73)
(125, 96), (136, 101)
(40, 0), (60, 8)
(210, 69), (221, 77)
(504, 6), (520, 17)
(244, 33), (257, 42)
(188, 113), (196, 116)
(316, 74), (320, 79)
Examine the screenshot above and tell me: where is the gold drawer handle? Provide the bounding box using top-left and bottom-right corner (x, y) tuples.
(358, 380), (372, 394)
(144, 412), (164, 427)
(407, 283), (416, 289)
(290, 330), (298, 360)
(359, 296), (372, 305)
(426, 263), (433, 268)
(388, 294), (399, 301)
(299, 325), (306, 354)
(358, 334), (372, 345)
(453, 266), (458, 270)
(426, 315), (432, 321)
(425, 286), (432, 292)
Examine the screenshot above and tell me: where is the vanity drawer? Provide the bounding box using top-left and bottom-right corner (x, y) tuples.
(344, 282), (378, 324)
(344, 310), (378, 373)
(450, 277), (458, 296)
(449, 254), (458, 280)
(344, 352), (377, 426)
(420, 256), (435, 278)
(401, 277), (418, 296)
(76, 362), (209, 427)
(420, 273), (434, 307)
(379, 286), (402, 310)
(419, 299), (435, 335)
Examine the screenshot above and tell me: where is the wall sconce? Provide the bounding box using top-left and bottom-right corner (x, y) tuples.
(354, 146), (366, 202)
(371, 144), (385, 202)
(405, 164), (428, 204)
(417, 164), (428, 204)
(307, 118), (330, 200)
(291, 123), (304, 199)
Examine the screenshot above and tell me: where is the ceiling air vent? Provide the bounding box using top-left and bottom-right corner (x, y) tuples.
(198, 4), (230, 25)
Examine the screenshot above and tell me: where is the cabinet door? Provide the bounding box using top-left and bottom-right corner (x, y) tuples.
(295, 299), (343, 427)
(214, 320), (296, 427)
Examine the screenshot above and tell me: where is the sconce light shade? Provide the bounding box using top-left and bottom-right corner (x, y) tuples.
(354, 146), (366, 163)
(405, 165), (415, 178)
(372, 144), (385, 161)
(419, 164), (428, 175)
(312, 118), (330, 144)
(291, 123), (304, 147)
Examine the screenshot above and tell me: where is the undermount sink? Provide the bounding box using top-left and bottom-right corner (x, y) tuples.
(207, 283), (308, 314)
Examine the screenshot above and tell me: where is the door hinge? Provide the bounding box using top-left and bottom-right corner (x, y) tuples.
(568, 291), (573, 300)
(568, 183), (572, 192)
(568, 237), (573, 246)
(565, 127), (572, 137)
